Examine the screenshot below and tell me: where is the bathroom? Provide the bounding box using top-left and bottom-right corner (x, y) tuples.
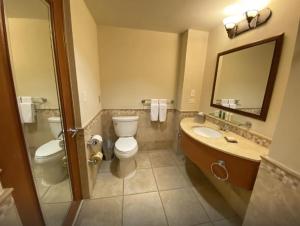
(0, 0), (299, 225)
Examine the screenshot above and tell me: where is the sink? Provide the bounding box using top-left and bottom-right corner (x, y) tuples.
(192, 127), (222, 138)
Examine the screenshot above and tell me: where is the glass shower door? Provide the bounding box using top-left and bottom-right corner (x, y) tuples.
(3, 0), (73, 225)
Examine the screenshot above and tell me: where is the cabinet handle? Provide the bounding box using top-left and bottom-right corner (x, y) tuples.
(210, 160), (229, 181)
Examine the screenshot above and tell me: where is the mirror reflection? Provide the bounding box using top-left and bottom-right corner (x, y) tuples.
(4, 0), (72, 224)
(212, 40), (278, 117)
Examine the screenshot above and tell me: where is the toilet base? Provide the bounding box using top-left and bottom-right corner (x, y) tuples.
(117, 157), (137, 178)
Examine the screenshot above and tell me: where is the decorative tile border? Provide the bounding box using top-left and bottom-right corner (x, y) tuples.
(260, 156), (300, 190)
(83, 110), (103, 135)
(206, 114), (272, 148)
(35, 108), (60, 117)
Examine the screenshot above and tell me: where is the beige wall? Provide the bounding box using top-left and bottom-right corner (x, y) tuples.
(177, 29), (209, 111)
(98, 26), (180, 109)
(7, 18), (59, 109)
(70, 0), (102, 126)
(214, 42), (275, 108)
(269, 21), (300, 173)
(200, 0), (300, 138)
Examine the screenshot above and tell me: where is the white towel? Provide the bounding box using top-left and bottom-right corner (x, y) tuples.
(228, 99), (236, 104)
(221, 99), (229, 105)
(221, 103), (230, 107)
(229, 103), (237, 109)
(19, 96), (35, 123)
(159, 99), (168, 122)
(150, 99), (159, 121)
(21, 96), (32, 103)
(17, 97), (24, 123)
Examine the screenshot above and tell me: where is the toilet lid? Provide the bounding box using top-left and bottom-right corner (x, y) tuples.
(115, 137), (137, 152)
(35, 140), (63, 158)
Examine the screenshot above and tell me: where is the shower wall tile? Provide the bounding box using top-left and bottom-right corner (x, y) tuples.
(101, 109), (177, 151)
(23, 109), (60, 157)
(173, 111), (198, 153)
(206, 115), (272, 148)
(243, 157), (300, 226)
(77, 111), (103, 198)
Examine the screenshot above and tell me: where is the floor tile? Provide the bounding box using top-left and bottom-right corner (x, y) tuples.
(193, 185), (237, 221)
(76, 197), (122, 226)
(92, 172), (123, 198)
(153, 166), (188, 190)
(124, 169), (157, 195)
(35, 178), (50, 199)
(179, 160), (210, 187)
(123, 192), (168, 226)
(212, 216), (242, 226)
(149, 151), (176, 168)
(195, 223), (214, 226)
(172, 151), (186, 165)
(42, 179), (72, 203)
(160, 188), (210, 226)
(135, 152), (151, 169)
(99, 160), (112, 173)
(41, 202), (70, 226)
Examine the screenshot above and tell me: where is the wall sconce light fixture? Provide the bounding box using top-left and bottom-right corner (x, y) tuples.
(223, 7), (272, 38)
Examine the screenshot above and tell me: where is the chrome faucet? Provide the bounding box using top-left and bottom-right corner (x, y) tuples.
(219, 124), (229, 131)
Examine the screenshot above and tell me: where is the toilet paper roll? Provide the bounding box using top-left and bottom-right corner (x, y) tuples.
(89, 135), (103, 146)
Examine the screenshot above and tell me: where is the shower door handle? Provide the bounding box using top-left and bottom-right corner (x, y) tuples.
(67, 128), (79, 138)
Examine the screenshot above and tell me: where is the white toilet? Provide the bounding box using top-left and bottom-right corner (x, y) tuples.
(34, 117), (67, 185)
(113, 116), (139, 178)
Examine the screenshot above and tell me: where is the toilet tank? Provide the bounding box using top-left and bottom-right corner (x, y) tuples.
(48, 117), (62, 138)
(112, 116), (139, 137)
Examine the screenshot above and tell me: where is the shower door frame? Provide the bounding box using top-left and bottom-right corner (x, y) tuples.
(0, 0), (82, 225)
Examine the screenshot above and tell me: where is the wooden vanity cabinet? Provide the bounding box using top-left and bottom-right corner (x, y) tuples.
(180, 131), (260, 190)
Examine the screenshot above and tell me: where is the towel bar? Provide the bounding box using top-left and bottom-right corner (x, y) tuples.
(141, 99), (174, 105)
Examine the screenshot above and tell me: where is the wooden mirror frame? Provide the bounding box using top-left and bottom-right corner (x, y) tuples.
(210, 34), (284, 121)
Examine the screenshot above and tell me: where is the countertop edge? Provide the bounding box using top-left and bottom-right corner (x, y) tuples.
(180, 119), (267, 163)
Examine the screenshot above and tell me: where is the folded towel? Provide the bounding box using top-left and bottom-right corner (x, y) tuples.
(151, 99), (159, 121)
(221, 103), (230, 107)
(228, 99), (236, 104)
(19, 102), (35, 123)
(229, 103), (237, 109)
(21, 96), (32, 103)
(221, 99), (229, 104)
(159, 99), (167, 122)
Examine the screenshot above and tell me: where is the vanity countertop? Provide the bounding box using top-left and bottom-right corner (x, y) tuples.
(180, 117), (269, 162)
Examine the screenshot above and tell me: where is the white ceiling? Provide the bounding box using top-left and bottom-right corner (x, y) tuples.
(84, 0), (238, 33)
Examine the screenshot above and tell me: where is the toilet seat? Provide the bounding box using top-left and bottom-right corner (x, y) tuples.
(114, 137), (138, 159)
(35, 139), (64, 159)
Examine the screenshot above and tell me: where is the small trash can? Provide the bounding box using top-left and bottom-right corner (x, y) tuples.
(103, 139), (114, 161)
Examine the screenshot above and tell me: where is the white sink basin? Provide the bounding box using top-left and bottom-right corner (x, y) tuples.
(192, 127), (222, 138)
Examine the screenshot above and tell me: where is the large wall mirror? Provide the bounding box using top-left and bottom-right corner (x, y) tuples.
(211, 34), (284, 121)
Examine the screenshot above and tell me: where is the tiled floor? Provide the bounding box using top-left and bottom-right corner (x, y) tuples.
(76, 150), (242, 226)
(33, 164), (72, 226)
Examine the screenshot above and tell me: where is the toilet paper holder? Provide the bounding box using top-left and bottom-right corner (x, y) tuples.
(88, 152), (103, 165)
(87, 134), (103, 146)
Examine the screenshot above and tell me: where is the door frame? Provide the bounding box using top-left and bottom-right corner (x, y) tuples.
(0, 0), (82, 225)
